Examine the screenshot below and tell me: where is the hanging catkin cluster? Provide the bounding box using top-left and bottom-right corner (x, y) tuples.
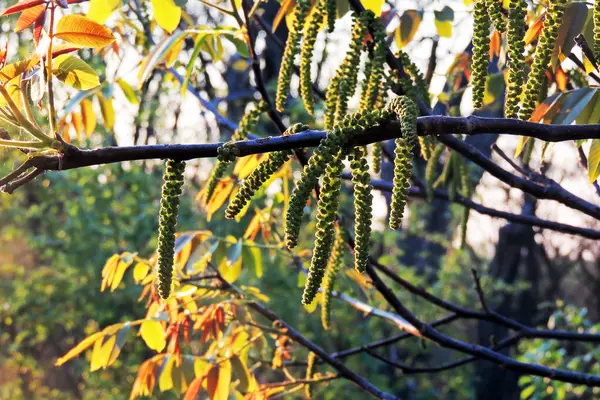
(321, 227), (345, 330)
(486, 0), (506, 33)
(350, 145), (373, 273)
(505, 0), (526, 118)
(396, 51), (435, 160)
(471, 0), (491, 110)
(156, 159), (186, 299)
(284, 109), (391, 250)
(225, 124), (309, 219)
(204, 102), (267, 202)
(300, 1), (326, 115)
(517, 0), (566, 120)
(276, 0), (311, 111)
(324, 12), (372, 129)
(388, 97), (418, 230)
(303, 152), (344, 304)
(360, 17), (386, 112)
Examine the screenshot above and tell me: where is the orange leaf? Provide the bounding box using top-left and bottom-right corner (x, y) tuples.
(54, 15), (116, 48)
(555, 66), (567, 91)
(1, 0), (45, 16)
(489, 30), (501, 59)
(524, 16), (544, 45)
(15, 3), (45, 32)
(272, 0), (296, 32)
(183, 375), (206, 400)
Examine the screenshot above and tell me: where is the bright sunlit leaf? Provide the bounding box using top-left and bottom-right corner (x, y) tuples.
(151, 0), (182, 34)
(588, 139), (600, 183)
(54, 15), (116, 48)
(87, 0), (121, 24)
(395, 10), (423, 49)
(140, 320), (166, 352)
(53, 54), (100, 90)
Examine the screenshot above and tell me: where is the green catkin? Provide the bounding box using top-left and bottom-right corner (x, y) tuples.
(517, 0), (567, 120)
(321, 228), (344, 330)
(371, 142), (383, 174)
(156, 159), (186, 299)
(425, 143), (446, 200)
(285, 110), (392, 249)
(486, 0), (507, 33)
(333, 12), (371, 126)
(300, 1), (326, 115)
(396, 51), (430, 108)
(505, 0), (527, 118)
(433, 151), (455, 189)
(595, 0), (600, 61)
(350, 146), (373, 273)
(205, 102), (266, 202)
(326, 0), (336, 33)
(448, 156), (460, 202)
(225, 124), (309, 219)
(324, 74), (341, 130)
(472, 0), (491, 110)
(275, 0), (310, 112)
(302, 153), (344, 305)
(392, 65), (436, 160)
(360, 17), (386, 111)
(305, 352), (317, 398)
(388, 97), (418, 230)
(457, 157), (471, 249)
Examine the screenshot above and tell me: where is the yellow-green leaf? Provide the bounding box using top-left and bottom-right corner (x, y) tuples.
(90, 335), (116, 371)
(97, 94), (115, 130)
(434, 6), (454, 38)
(80, 99), (96, 137)
(54, 15), (116, 48)
(55, 331), (103, 366)
(362, 0), (385, 16)
(588, 139), (600, 183)
(87, 0), (122, 24)
(151, 0), (182, 34)
(117, 78), (139, 104)
(140, 320), (166, 352)
(133, 262), (150, 283)
(53, 55), (100, 90)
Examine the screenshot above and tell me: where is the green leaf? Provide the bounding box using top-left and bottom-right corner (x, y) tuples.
(140, 319), (166, 352)
(53, 55), (100, 90)
(588, 139), (600, 183)
(520, 385), (535, 399)
(242, 240), (263, 278)
(230, 356), (251, 392)
(117, 78), (139, 104)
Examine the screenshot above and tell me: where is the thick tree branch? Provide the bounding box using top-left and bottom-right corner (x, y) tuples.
(364, 263), (600, 386)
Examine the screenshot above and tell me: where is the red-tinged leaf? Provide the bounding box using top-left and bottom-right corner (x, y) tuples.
(489, 30), (501, 59)
(15, 4), (45, 32)
(1, 0), (45, 16)
(184, 374), (206, 400)
(555, 66), (567, 91)
(33, 8), (45, 45)
(206, 365), (219, 399)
